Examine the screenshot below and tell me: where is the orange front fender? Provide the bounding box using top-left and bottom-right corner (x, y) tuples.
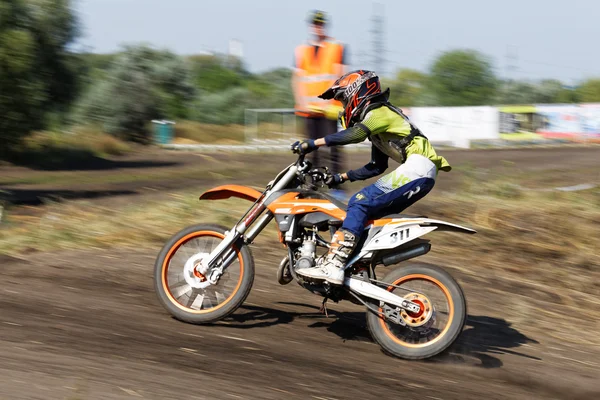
(199, 185), (262, 202)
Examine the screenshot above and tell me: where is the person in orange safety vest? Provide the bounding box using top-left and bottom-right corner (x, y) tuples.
(292, 10), (349, 198)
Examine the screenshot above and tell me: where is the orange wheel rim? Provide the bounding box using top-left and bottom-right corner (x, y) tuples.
(161, 231), (244, 314)
(378, 274), (454, 348)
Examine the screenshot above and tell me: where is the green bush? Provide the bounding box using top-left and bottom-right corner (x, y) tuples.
(73, 45), (196, 141)
(426, 49), (497, 106)
(191, 67), (294, 125)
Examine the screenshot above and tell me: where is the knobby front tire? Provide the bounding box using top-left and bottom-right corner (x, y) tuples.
(154, 224), (254, 324)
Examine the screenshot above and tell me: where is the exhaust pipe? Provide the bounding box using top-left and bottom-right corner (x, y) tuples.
(381, 243), (431, 266)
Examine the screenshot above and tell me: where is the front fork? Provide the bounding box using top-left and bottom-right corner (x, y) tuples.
(195, 212), (274, 284)
(196, 165), (299, 279)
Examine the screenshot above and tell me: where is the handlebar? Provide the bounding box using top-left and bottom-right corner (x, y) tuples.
(290, 146), (333, 189)
(293, 152), (312, 173)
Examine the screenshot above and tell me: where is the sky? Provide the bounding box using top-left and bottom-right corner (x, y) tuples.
(77, 0), (598, 83)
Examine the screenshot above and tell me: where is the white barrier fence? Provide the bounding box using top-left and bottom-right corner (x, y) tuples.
(243, 108), (370, 150)
(161, 104), (600, 152)
(243, 106), (501, 149)
(408, 106), (499, 148)
(244, 108), (298, 144)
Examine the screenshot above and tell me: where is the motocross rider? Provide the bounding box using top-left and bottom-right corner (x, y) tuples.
(291, 70), (451, 285)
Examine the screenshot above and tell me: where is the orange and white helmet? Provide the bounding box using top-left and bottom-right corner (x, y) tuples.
(319, 70), (382, 128)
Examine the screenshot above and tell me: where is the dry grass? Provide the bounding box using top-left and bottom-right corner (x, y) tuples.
(0, 193), (250, 253)
(2, 175), (599, 280)
(4, 129), (132, 170)
(174, 121), (246, 144)
(93, 133), (132, 156)
(174, 120), (305, 144)
(27, 128), (132, 157)
(418, 187), (600, 294)
(2, 177), (598, 287)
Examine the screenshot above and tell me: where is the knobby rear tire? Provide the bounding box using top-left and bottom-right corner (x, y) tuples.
(366, 263), (467, 360)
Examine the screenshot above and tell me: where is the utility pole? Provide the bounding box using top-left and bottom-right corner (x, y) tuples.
(371, 3), (385, 75)
(506, 45), (518, 81)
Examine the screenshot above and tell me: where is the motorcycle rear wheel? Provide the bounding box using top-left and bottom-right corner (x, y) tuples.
(154, 224), (254, 324)
(366, 263), (466, 360)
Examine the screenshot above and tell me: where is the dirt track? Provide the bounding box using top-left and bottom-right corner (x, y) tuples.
(1, 147), (600, 399)
(1, 249), (598, 400)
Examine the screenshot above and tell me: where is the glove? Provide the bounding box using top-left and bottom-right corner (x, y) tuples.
(325, 173), (345, 188)
(291, 139), (318, 155)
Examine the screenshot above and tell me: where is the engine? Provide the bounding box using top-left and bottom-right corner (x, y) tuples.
(295, 237), (316, 269)
(292, 230), (347, 301)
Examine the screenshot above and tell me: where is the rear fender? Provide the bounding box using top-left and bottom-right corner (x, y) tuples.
(417, 218), (477, 234)
(362, 218), (475, 252)
(199, 185), (262, 202)
(362, 223), (436, 252)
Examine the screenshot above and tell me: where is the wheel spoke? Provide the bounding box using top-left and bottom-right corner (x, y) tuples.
(189, 293), (205, 310)
(194, 238), (203, 253)
(181, 246), (191, 259)
(204, 295), (214, 309)
(206, 237), (214, 252)
(215, 291), (227, 304)
(171, 281), (192, 299)
(170, 253), (187, 271)
(163, 232), (242, 312)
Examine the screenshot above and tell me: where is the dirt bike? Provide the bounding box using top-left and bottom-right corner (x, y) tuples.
(154, 153), (476, 359)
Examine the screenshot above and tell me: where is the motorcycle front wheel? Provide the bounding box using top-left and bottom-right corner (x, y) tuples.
(154, 224), (254, 324)
(366, 263), (467, 360)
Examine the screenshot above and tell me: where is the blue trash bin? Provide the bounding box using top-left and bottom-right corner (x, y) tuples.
(152, 120), (175, 145)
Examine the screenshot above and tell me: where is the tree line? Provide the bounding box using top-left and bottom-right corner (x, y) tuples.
(385, 50), (599, 108)
(2, 0), (600, 153)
